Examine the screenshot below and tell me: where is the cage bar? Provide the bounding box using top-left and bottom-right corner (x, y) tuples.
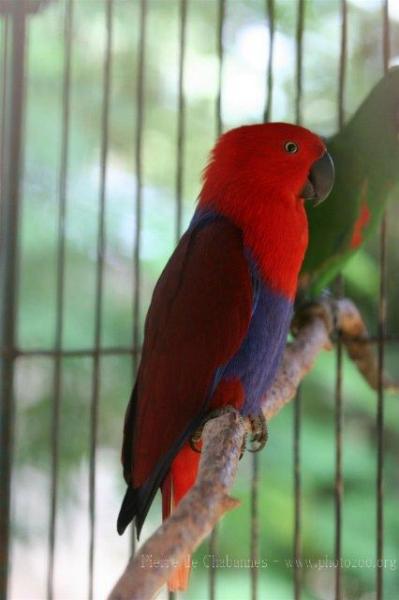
(337, 0), (347, 132)
(175, 0), (187, 244)
(333, 3), (348, 599)
(376, 207), (387, 600)
(263, 0), (274, 124)
(132, 0), (146, 388)
(46, 1), (73, 598)
(334, 311), (344, 600)
(88, 2), (114, 597)
(0, 4), (29, 597)
(0, 345), (141, 358)
(130, 0), (147, 558)
(250, 453), (260, 600)
(295, 0), (305, 125)
(293, 3), (305, 599)
(248, 4), (277, 597)
(208, 2), (226, 598)
(0, 11), (8, 208)
(215, 0), (225, 140)
(166, 4), (188, 598)
(0, 332), (395, 360)
(375, 2), (390, 597)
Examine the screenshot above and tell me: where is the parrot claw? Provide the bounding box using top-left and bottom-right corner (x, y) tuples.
(189, 407), (268, 456)
(245, 412), (268, 453)
(189, 406), (238, 454)
(292, 297), (336, 341)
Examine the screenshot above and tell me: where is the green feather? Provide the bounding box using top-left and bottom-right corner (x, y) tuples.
(301, 66), (399, 297)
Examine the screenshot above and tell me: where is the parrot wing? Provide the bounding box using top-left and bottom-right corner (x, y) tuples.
(118, 216), (253, 535)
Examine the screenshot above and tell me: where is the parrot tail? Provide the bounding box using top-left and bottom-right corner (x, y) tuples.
(161, 443), (201, 592)
(117, 486), (138, 535)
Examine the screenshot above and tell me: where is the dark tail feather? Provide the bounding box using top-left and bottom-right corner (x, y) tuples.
(117, 415), (206, 538)
(117, 487), (138, 535)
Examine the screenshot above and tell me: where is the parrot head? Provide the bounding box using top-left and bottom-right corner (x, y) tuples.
(199, 122), (334, 216)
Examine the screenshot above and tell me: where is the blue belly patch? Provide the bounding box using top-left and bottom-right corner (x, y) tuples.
(219, 259), (293, 415)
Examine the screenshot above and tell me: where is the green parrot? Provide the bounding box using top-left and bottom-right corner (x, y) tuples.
(300, 66), (399, 296)
(296, 67), (399, 391)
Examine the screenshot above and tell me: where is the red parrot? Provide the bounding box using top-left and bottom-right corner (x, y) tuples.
(117, 123), (334, 591)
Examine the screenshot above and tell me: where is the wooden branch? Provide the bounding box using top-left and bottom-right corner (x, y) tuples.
(338, 300), (398, 393)
(107, 297), (366, 600)
(109, 411), (246, 600)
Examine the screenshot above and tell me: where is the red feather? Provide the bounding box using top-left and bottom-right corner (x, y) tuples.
(118, 123), (328, 591)
(119, 218), (252, 535)
(200, 123), (325, 298)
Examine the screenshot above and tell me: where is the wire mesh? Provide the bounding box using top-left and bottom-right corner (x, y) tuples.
(0, 1), (396, 599)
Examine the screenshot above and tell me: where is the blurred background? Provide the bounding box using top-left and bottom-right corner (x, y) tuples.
(1, 0), (399, 598)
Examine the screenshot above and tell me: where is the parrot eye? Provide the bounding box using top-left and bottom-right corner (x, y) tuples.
(284, 141), (299, 154)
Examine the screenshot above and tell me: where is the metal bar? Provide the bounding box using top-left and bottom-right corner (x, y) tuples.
(132, 0), (146, 372)
(47, 1), (73, 598)
(1, 333), (398, 360)
(0, 345), (141, 358)
(0, 4), (28, 597)
(375, 219), (386, 600)
(0, 331), (397, 359)
(376, 3), (389, 598)
(334, 323), (344, 600)
(0, 1), (47, 16)
(382, 0), (390, 73)
(88, 2), (113, 597)
(249, 4), (277, 596)
(168, 4), (188, 599)
(293, 3), (305, 599)
(0, 11), (9, 598)
(376, 222), (386, 600)
(295, 0), (305, 125)
(250, 452), (260, 600)
(0, 15), (9, 238)
(334, 4), (347, 599)
(337, 0), (347, 131)
(293, 388), (302, 600)
(175, 0), (187, 243)
(209, 3), (225, 598)
(215, 0), (225, 138)
(263, 0), (274, 123)
(130, 0), (147, 557)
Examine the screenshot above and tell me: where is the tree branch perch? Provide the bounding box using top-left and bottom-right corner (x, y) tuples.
(107, 297), (374, 600)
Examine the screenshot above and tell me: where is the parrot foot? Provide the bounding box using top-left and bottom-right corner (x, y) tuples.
(189, 407), (268, 456)
(189, 406), (241, 454)
(245, 412), (268, 453)
(292, 297), (335, 346)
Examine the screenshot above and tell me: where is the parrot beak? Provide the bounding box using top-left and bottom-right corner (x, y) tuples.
(301, 151), (335, 206)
